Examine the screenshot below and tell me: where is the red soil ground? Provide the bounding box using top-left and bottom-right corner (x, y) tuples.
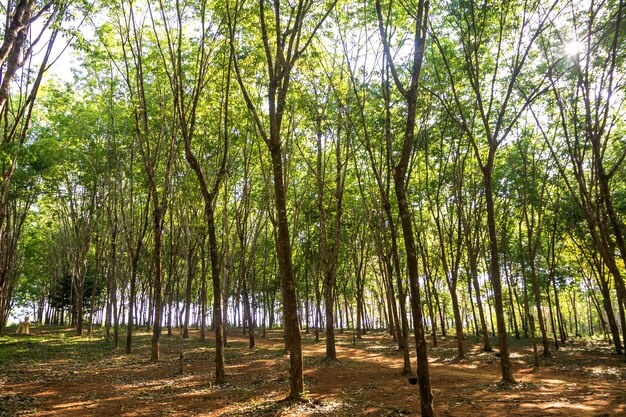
(1, 327), (624, 416)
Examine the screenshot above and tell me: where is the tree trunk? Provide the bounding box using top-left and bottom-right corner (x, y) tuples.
(469, 255), (491, 351)
(269, 146), (304, 399)
(484, 160), (515, 383)
(183, 242), (195, 339)
(150, 205), (164, 362)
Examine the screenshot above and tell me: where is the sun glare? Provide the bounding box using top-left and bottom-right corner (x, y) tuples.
(564, 40), (581, 57)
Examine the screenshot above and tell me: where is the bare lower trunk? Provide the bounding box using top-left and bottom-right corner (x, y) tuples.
(384, 210), (412, 375)
(395, 182), (434, 415)
(183, 244), (194, 339)
(450, 288), (465, 359)
(242, 272), (255, 349)
(200, 243), (207, 342)
(126, 266), (138, 353)
(207, 205), (226, 383)
(324, 274), (336, 360)
(270, 147), (304, 399)
(470, 258), (491, 351)
(484, 164), (515, 383)
(151, 207), (164, 362)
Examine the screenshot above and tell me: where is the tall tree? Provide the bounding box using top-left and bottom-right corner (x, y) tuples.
(537, 0), (626, 360)
(430, 0), (558, 382)
(0, 0), (66, 333)
(229, 0), (337, 400)
(149, 0), (230, 382)
(114, 0), (179, 361)
(375, 0), (434, 414)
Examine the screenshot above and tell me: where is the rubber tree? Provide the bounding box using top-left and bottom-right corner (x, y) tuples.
(430, 0), (559, 383)
(229, 0), (338, 400)
(375, 0), (434, 414)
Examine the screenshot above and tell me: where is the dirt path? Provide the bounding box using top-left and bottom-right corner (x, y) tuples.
(1, 328), (624, 416)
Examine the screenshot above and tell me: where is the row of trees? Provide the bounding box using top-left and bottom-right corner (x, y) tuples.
(2, 0), (625, 415)
(0, 0), (71, 336)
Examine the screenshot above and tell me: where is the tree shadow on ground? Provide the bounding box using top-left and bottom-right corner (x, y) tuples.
(219, 398), (301, 417)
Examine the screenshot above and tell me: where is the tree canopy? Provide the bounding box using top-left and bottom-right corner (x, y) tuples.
(1, 0), (625, 414)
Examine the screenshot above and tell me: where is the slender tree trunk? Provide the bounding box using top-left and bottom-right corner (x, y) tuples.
(88, 229), (101, 338)
(126, 256), (139, 353)
(207, 204), (226, 382)
(200, 239), (207, 342)
(520, 251), (539, 366)
(469, 257), (491, 351)
(183, 241), (195, 339)
(484, 161), (515, 383)
(323, 272), (336, 360)
(270, 146), (304, 399)
(150, 204), (164, 362)
(546, 287), (559, 351)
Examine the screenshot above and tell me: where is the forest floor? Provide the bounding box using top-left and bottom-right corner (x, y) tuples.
(1, 325), (624, 417)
